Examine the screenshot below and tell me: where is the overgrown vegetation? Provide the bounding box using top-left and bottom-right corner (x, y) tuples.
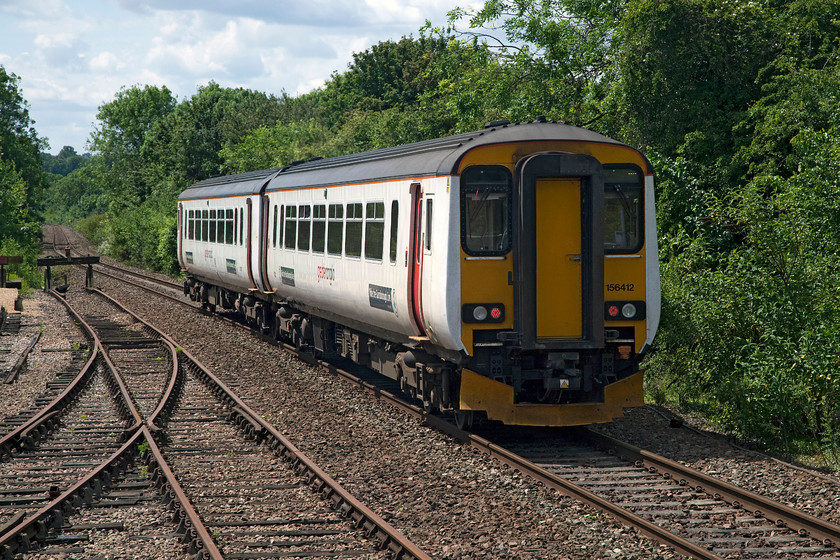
(2, 0), (839, 464)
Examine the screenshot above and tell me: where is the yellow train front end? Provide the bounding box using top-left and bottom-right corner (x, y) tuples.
(455, 136), (658, 426)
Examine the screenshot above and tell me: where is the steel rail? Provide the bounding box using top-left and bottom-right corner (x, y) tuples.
(88, 288), (184, 429)
(584, 429), (840, 548)
(2, 332), (40, 384)
(0, 430), (144, 558)
(90, 284), (432, 559)
(0, 291), (100, 457)
(175, 345), (434, 560)
(139, 425), (224, 560)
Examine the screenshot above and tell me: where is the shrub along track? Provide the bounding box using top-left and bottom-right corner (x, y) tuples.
(1, 281), (431, 560)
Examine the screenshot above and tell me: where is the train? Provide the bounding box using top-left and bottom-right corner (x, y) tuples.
(177, 119), (660, 428)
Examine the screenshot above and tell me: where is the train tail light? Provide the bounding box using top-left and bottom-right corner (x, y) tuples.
(605, 301), (646, 320)
(463, 303), (505, 323)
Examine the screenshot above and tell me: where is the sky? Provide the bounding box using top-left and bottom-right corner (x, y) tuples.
(0, 0), (469, 154)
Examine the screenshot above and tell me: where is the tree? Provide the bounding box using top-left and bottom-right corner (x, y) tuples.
(0, 66), (48, 216)
(88, 84), (177, 204)
(42, 146), (91, 176)
(158, 82), (287, 184)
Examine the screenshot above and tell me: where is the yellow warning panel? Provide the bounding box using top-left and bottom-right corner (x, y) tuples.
(459, 368), (645, 426)
(536, 178), (582, 339)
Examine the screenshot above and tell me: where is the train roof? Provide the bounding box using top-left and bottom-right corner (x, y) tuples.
(178, 121), (633, 201)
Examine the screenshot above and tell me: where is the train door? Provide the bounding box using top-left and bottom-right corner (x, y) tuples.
(260, 194), (274, 293)
(515, 153), (604, 349)
(177, 203), (185, 270)
(535, 178), (582, 338)
(245, 198), (258, 291)
(408, 183), (426, 335)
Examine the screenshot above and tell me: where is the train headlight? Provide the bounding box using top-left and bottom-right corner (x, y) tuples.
(463, 303), (505, 323)
(473, 306), (488, 321)
(605, 301), (646, 321)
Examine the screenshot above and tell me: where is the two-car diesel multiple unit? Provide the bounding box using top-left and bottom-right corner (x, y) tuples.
(177, 120), (660, 428)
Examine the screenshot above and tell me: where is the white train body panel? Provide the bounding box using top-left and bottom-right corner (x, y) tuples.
(262, 175), (464, 352)
(179, 195), (261, 293)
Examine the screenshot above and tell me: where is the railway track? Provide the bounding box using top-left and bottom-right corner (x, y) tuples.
(1, 267), (432, 559)
(36, 224), (840, 559)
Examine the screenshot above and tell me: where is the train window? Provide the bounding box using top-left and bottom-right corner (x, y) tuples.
(239, 208), (244, 245)
(225, 209), (234, 244)
(461, 166), (512, 256)
(389, 201), (399, 263)
(603, 166), (644, 253)
(328, 204), (343, 255)
(188, 210), (195, 240)
(209, 210), (217, 243)
(365, 202), (385, 260)
(312, 205), (326, 253)
(217, 210), (225, 243)
(272, 205), (278, 248)
(298, 205), (311, 251)
(233, 209), (238, 245)
(284, 205), (297, 249)
(202, 209), (209, 242)
(425, 199), (433, 252)
(345, 203), (363, 258)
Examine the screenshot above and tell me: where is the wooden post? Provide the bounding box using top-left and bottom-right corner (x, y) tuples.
(0, 256), (23, 289)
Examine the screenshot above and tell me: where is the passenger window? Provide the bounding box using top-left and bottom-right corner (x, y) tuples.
(345, 203), (363, 258)
(389, 201), (399, 263)
(284, 205), (297, 249)
(603, 166), (644, 253)
(217, 210), (225, 243)
(312, 205), (326, 253)
(233, 208), (238, 245)
(225, 209), (234, 244)
(188, 210), (195, 240)
(209, 209), (217, 242)
(239, 208), (244, 246)
(298, 205), (311, 251)
(425, 199), (433, 251)
(461, 166), (512, 255)
(202, 210), (208, 242)
(328, 204), (343, 255)
(364, 202), (385, 260)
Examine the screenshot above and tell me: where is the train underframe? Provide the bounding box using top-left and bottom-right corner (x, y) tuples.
(186, 277), (643, 428)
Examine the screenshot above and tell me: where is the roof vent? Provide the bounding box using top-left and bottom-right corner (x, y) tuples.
(484, 119), (510, 129)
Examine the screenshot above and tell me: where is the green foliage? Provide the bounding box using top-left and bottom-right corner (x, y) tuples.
(41, 146), (91, 176)
(0, 236), (41, 292)
(42, 156), (108, 224)
(220, 119), (330, 173)
(0, 66), (48, 213)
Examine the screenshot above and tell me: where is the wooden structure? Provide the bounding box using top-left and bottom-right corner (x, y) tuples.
(36, 255), (100, 291)
(0, 256), (23, 289)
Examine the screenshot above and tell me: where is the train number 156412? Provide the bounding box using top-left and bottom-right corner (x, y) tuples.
(606, 283), (635, 292)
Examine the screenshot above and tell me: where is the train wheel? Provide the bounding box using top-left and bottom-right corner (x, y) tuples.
(453, 410), (474, 430)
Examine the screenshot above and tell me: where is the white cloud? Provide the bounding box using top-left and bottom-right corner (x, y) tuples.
(1, 0), (457, 153)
